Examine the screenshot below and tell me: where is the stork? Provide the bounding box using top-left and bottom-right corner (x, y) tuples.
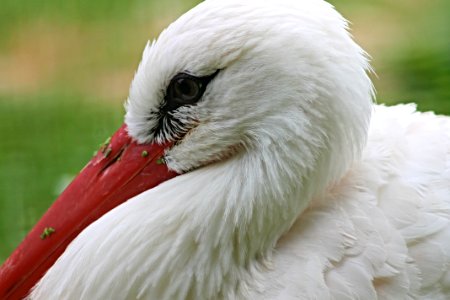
(1, 0), (450, 299)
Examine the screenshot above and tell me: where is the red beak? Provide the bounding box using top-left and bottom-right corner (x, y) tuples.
(0, 124), (179, 299)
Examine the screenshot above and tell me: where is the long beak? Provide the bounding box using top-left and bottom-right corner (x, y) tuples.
(0, 124), (178, 299)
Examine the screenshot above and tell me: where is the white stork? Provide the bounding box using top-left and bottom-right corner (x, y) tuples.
(1, 0), (449, 299)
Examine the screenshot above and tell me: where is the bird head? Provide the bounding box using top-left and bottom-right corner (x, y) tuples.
(126, 0), (373, 176)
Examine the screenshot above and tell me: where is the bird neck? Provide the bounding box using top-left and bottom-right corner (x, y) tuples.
(140, 139), (334, 298)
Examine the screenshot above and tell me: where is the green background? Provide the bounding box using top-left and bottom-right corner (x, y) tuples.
(0, 0), (449, 262)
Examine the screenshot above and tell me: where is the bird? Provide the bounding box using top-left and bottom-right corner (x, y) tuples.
(1, 0), (450, 299)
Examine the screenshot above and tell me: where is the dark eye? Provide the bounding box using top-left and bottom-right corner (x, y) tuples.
(172, 77), (202, 104)
(164, 71), (219, 111)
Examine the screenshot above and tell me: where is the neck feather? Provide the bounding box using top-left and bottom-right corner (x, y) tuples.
(117, 139), (332, 299)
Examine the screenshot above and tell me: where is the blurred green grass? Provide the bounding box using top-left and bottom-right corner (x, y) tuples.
(387, 46), (450, 113)
(0, 0), (449, 263)
(0, 94), (122, 260)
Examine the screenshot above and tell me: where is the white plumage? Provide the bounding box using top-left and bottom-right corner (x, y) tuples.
(29, 0), (450, 299)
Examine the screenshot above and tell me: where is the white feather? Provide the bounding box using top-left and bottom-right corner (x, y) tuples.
(30, 0), (450, 299)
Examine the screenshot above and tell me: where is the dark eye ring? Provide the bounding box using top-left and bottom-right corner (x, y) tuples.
(164, 71), (219, 112)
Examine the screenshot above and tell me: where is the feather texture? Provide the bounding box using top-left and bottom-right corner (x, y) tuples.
(28, 0), (450, 299)
(248, 105), (450, 299)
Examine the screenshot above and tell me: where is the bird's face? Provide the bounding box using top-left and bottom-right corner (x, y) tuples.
(126, 0), (296, 173)
(0, 0), (374, 298)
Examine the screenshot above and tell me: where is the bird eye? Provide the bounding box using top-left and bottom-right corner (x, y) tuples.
(164, 71), (219, 111)
(173, 77), (202, 103)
